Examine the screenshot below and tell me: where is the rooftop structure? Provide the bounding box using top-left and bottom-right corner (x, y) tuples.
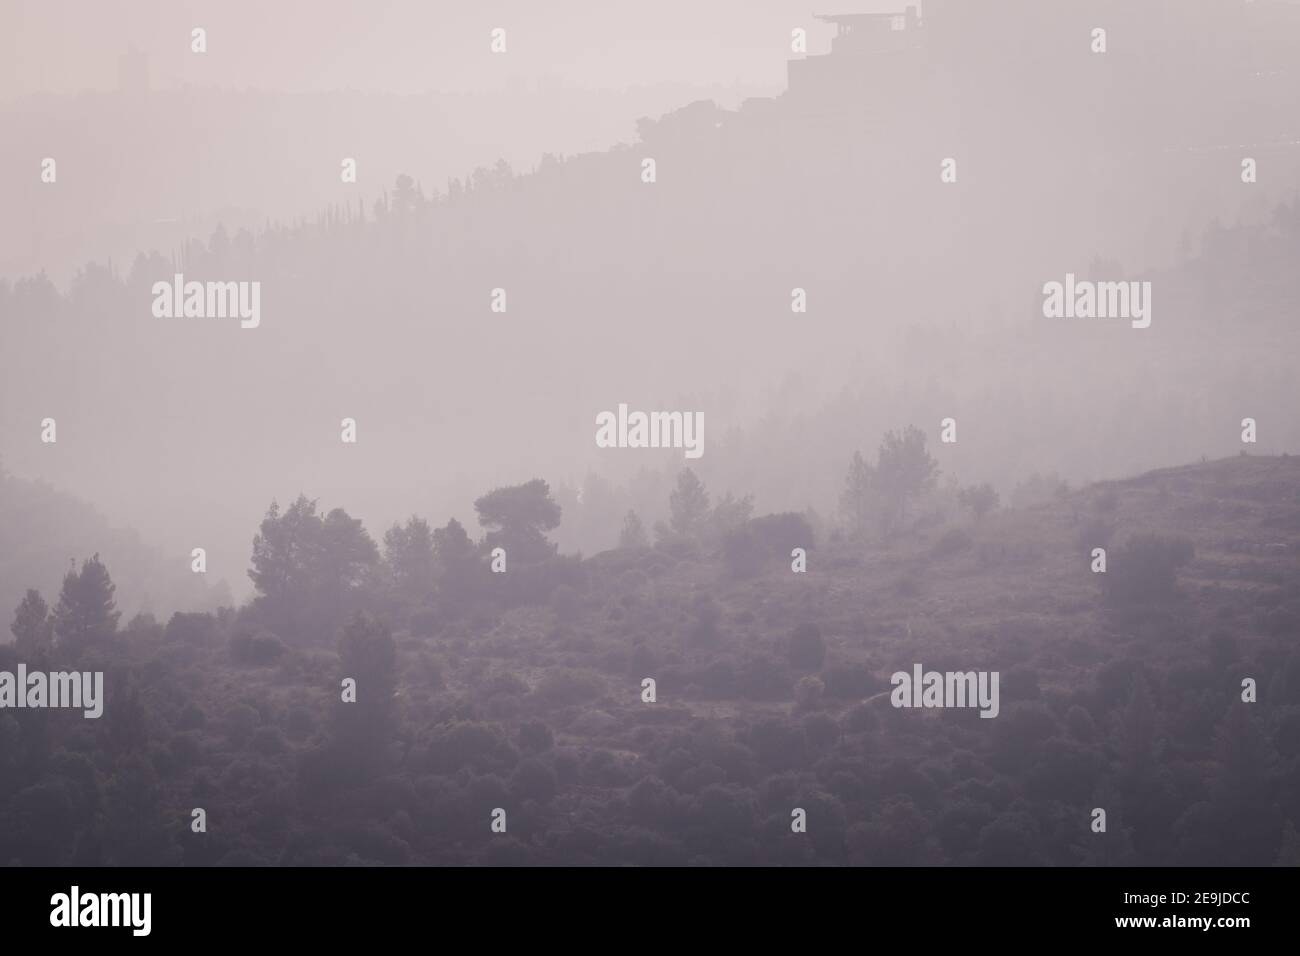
(786, 7), (925, 108)
(816, 9), (922, 55)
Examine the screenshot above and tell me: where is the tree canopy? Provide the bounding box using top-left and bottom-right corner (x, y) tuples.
(53, 553), (119, 648)
(474, 479), (562, 565)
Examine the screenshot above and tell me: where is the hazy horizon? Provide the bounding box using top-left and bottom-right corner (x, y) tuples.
(5, 0), (1300, 614)
(1, 0), (1298, 885)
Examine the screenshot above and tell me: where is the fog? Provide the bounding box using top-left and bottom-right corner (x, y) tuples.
(4, 0), (1297, 611)
(0, 0), (1298, 870)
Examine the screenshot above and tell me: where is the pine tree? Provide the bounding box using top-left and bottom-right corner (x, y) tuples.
(53, 554), (120, 648)
(839, 450), (874, 536)
(11, 588), (54, 654)
(874, 426), (939, 527)
(384, 516), (435, 598)
(668, 469), (710, 537)
(474, 479), (562, 565)
(433, 518), (483, 609)
(248, 495), (378, 639)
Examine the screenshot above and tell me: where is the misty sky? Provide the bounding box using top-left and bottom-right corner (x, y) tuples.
(0, 0), (904, 98)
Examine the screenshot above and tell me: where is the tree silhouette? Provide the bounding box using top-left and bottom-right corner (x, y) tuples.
(839, 450), (874, 536)
(384, 516), (435, 599)
(53, 554), (119, 649)
(874, 426), (939, 527)
(668, 469), (710, 537)
(958, 483), (999, 519)
(433, 517), (483, 609)
(474, 479), (561, 565)
(11, 589), (54, 655)
(249, 495), (378, 639)
(707, 491), (754, 544)
(249, 497), (317, 609)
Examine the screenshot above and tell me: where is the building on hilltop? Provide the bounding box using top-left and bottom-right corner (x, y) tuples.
(786, 8), (925, 103)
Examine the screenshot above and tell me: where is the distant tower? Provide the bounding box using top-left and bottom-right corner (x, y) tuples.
(787, 10), (925, 102)
(117, 44), (150, 94)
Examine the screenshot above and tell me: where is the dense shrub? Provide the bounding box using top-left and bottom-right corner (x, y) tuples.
(1074, 516), (1116, 552)
(725, 513), (814, 576)
(749, 512), (814, 553)
(823, 660), (886, 698)
(1104, 533), (1195, 606)
(695, 658), (737, 697)
(687, 594), (721, 645)
(549, 583), (581, 621)
(510, 758), (558, 803)
(165, 611), (220, 645)
(482, 671), (531, 698)
(931, 527), (972, 558)
(516, 720), (553, 754)
(421, 720), (517, 774)
(786, 623), (826, 671)
(533, 668), (603, 707)
(794, 675), (825, 711)
(497, 554), (586, 607)
(721, 526), (766, 578)
(229, 629), (284, 665)
(802, 711), (839, 749)
(844, 702), (879, 733)
(739, 652), (791, 700)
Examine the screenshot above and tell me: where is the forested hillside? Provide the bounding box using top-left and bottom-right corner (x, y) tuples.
(3, 451), (1297, 866)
